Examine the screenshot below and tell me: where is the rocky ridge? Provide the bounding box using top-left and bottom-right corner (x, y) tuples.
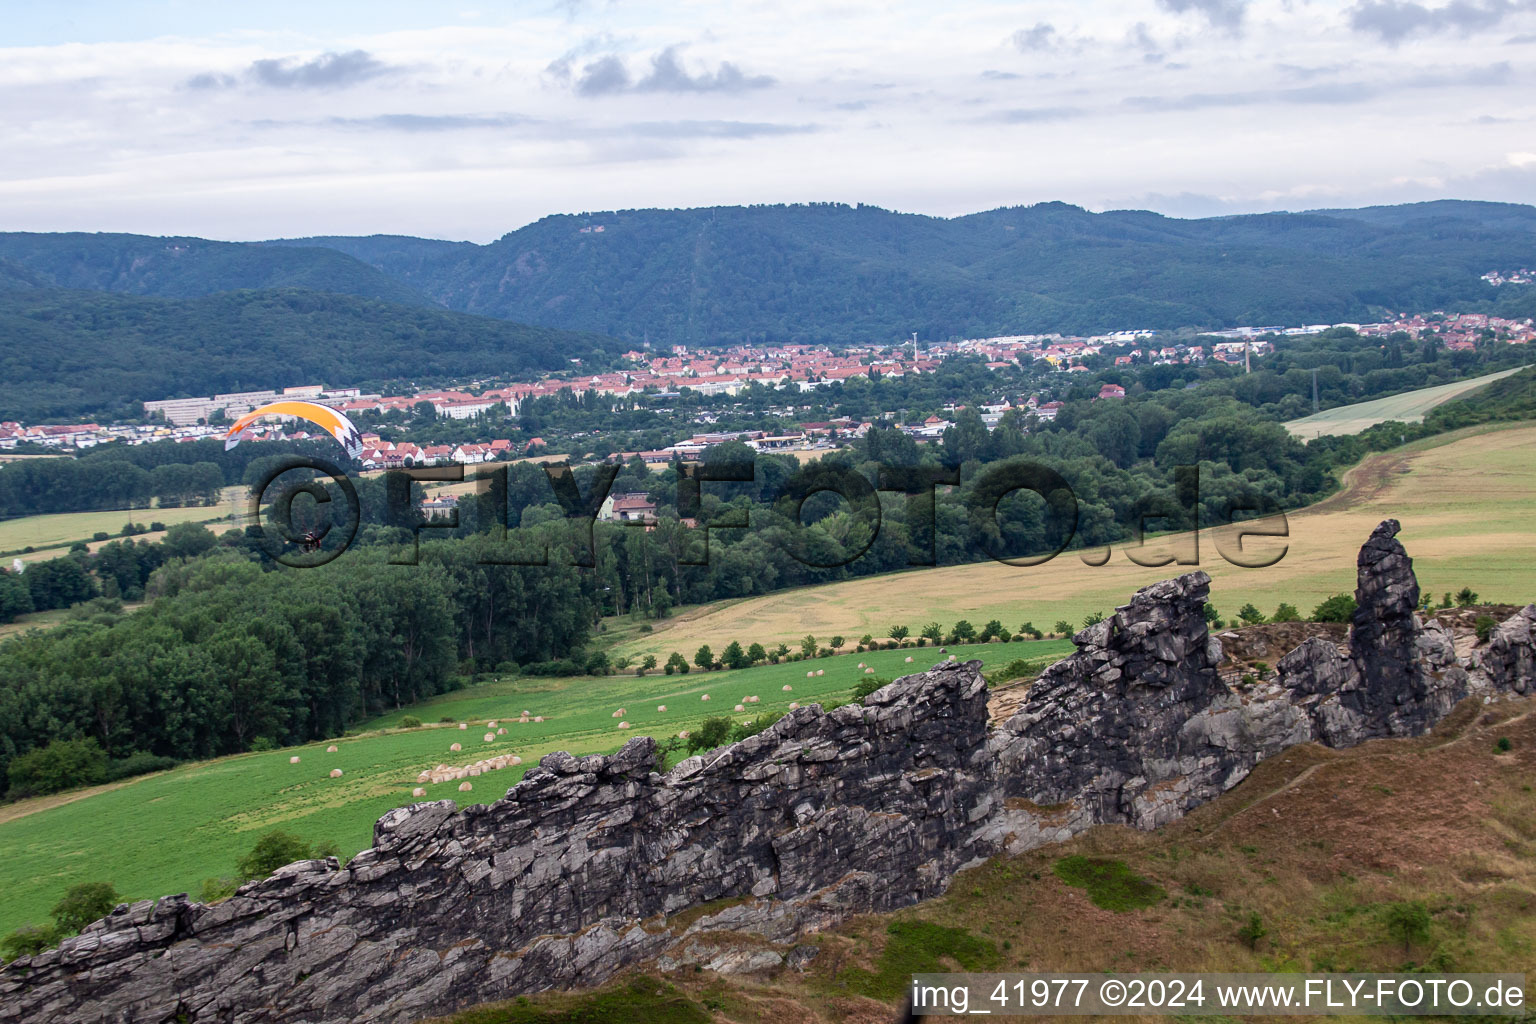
(2, 519), (1532, 1024)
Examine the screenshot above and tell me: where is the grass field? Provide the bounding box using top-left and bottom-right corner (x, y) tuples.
(1282, 368), (1520, 438)
(0, 640), (1066, 937)
(612, 422), (1536, 664)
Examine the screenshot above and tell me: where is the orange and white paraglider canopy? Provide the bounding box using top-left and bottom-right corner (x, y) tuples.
(224, 401), (364, 459)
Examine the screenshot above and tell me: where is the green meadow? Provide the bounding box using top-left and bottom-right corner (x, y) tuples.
(0, 640), (1067, 936)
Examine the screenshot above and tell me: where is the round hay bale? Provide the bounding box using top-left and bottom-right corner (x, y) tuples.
(458, 781), (473, 792)
(329, 769), (343, 778)
(948, 654), (956, 661)
(533, 716), (544, 723)
(510, 756), (522, 765)
(734, 704), (746, 712)
(412, 787), (426, 798)
(289, 756), (301, 764)
(458, 723), (467, 730)
(326, 745), (338, 753)
(484, 733), (496, 742)
(450, 742), (462, 752)
(789, 702), (801, 710)
(657, 704), (667, 712)
(487, 721), (497, 728)
(939, 647), (947, 653)
(865, 667), (874, 674)
(905, 656), (914, 662)
(497, 727), (506, 735)
(816, 669), (824, 676)
(858, 662), (865, 668)
(677, 730), (690, 739)
(806, 671), (814, 678)
(618, 721), (630, 729)
(701, 694), (710, 701)
(782, 685), (792, 691)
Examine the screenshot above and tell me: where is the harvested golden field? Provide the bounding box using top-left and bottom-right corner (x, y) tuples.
(613, 423), (1536, 662)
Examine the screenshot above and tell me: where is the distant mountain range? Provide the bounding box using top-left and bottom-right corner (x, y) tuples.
(1, 199), (1533, 420)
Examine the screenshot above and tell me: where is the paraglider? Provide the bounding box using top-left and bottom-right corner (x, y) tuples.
(224, 401), (364, 460)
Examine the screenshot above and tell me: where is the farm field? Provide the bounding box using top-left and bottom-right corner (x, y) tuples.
(0, 485), (245, 556)
(0, 640), (1066, 937)
(612, 422), (1536, 663)
(1281, 367), (1520, 438)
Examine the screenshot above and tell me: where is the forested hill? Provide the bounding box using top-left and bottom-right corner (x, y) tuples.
(0, 288), (619, 422)
(0, 232), (428, 307)
(268, 200), (1536, 344)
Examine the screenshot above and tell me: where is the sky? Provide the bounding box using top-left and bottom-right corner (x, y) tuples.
(2, 0), (1534, 241)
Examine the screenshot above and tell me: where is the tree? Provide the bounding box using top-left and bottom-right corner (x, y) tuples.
(162, 523), (217, 561)
(889, 625), (909, 643)
(236, 831), (317, 882)
(1312, 594), (1357, 623)
(1081, 611), (1104, 628)
(685, 716), (733, 755)
(1271, 602), (1301, 623)
(1383, 900), (1432, 956)
(949, 619), (977, 643)
(981, 619), (1004, 642)
(1454, 586), (1479, 607)
(51, 882), (120, 935)
(1237, 912), (1267, 951)
(746, 642), (767, 665)
(920, 622), (944, 643)
(722, 641), (750, 670)
(1237, 603), (1266, 625)
(664, 651), (689, 675)
(1053, 620), (1073, 636)
(693, 645), (715, 672)
(829, 636), (845, 653)
(638, 654), (657, 676)
(800, 634), (818, 658)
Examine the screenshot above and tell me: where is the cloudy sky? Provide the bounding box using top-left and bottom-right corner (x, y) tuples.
(3, 0), (1534, 241)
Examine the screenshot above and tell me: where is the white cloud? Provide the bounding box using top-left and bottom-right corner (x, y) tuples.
(0, 2), (1531, 240)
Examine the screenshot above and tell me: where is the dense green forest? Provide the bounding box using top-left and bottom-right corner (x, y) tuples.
(0, 233), (426, 305)
(0, 526), (599, 797)
(0, 288), (621, 421)
(272, 200), (1536, 344)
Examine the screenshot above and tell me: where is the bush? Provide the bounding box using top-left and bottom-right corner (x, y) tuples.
(199, 876), (241, 903)
(729, 711), (786, 744)
(1271, 602), (1301, 623)
(5, 737), (109, 799)
(521, 659), (584, 677)
(1052, 856), (1165, 911)
(1496, 736), (1513, 753)
(853, 676), (889, 701)
(1052, 619), (1073, 636)
(684, 717), (734, 755)
(51, 882), (120, 934)
(0, 924), (62, 961)
(236, 830), (318, 882)
(1311, 594), (1357, 623)
(1455, 586), (1479, 607)
(1237, 603), (1266, 625)
(249, 736), (277, 752)
(102, 751), (179, 783)
(1237, 911), (1267, 950)
(399, 716), (422, 729)
(986, 659), (1039, 685)
(438, 716), (456, 724)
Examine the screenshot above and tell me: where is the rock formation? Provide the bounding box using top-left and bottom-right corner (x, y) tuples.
(0, 663), (996, 1024)
(3, 519), (1532, 1024)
